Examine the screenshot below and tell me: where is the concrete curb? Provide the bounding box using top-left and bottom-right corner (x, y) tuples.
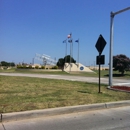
(2, 100), (130, 122)
(0, 123), (4, 130)
(106, 100), (130, 108)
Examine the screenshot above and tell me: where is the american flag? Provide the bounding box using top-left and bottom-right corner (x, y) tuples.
(67, 33), (72, 38)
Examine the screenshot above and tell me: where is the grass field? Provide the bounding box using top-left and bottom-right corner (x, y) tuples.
(0, 75), (130, 113)
(1, 68), (130, 79)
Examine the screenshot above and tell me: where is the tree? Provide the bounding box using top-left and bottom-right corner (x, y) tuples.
(1, 61), (9, 66)
(64, 55), (76, 63)
(57, 55), (76, 68)
(57, 58), (64, 68)
(10, 62), (15, 67)
(1, 61), (15, 67)
(113, 54), (130, 75)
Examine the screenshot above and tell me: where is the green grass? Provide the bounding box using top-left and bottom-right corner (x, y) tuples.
(1, 68), (130, 79)
(0, 75), (130, 113)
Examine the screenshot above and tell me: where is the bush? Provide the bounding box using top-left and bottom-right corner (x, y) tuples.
(35, 66), (39, 69)
(17, 65), (33, 69)
(41, 66), (45, 69)
(17, 65), (21, 68)
(22, 65), (26, 69)
(28, 65), (32, 69)
(52, 66), (58, 69)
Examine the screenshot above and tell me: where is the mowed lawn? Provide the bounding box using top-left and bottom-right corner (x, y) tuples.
(0, 75), (130, 113)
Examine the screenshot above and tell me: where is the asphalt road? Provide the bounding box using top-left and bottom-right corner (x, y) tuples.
(1, 106), (130, 130)
(0, 72), (130, 86)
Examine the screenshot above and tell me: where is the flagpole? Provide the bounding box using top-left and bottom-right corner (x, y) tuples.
(65, 40), (67, 63)
(71, 41), (73, 57)
(66, 40), (67, 56)
(75, 39), (79, 66)
(63, 40), (67, 63)
(70, 40), (71, 73)
(68, 33), (72, 73)
(78, 39), (79, 66)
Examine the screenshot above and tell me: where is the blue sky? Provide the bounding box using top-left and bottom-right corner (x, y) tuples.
(0, 0), (130, 66)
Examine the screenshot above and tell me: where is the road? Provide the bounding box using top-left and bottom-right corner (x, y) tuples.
(1, 106), (130, 130)
(0, 73), (130, 85)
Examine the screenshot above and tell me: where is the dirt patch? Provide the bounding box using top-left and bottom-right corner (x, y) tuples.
(111, 86), (130, 92)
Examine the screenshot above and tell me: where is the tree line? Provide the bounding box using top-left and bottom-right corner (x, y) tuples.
(0, 61), (15, 67)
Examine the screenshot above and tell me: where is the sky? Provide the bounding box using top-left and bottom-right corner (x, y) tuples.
(0, 0), (130, 66)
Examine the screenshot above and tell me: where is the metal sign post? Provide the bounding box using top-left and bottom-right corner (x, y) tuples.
(95, 34), (107, 93)
(98, 53), (101, 93)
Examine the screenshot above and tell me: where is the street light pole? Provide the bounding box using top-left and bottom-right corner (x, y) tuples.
(109, 12), (114, 87)
(109, 7), (130, 87)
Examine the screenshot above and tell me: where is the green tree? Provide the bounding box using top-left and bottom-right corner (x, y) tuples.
(57, 55), (76, 69)
(64, 55), (76, 63)
(1, 61), (15, 67)
(10, 62), (15, 67)
(113, 54), (130, 75)
(1, 61), (9, 66)
(57, 58), (64, 67)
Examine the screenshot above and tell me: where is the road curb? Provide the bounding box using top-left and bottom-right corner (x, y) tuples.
(106, 100), (130, 108)
(0, 123), (4, 130)
(2, 103), (106, 122)
(2, 100), (130, 122)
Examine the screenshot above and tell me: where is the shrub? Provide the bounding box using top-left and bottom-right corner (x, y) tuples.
(52, 66), (58, 69)
(35, 66), (39, 69)
(17, 65), (24, 69)
(17, 65), (22, 68)
(41, 66), (45, 69)
(23, 65), (27, 69)
(28, 65), (32, 69)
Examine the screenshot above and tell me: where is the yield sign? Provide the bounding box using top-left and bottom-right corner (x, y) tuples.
(95, 34), (107, 54)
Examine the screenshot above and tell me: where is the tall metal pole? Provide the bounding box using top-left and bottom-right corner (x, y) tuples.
(75, 39), (79, 65)
(109, 12), (114, 87)
(69, 39), (71, 72)
(65, 40), (67, 63)
(67, 33), (73, 73)
(63, 39), (67, 63)
(71, 42), (73, 57)
(78, 39), (79, 64)
(109, 7), (130, 87)
(66, 40), (67, 57)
